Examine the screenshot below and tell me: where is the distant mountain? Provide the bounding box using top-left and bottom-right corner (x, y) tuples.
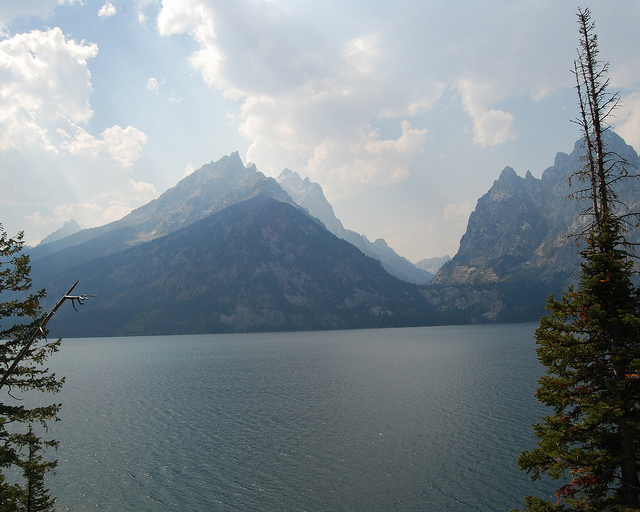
(424, 131), (640, 322)
(277, 169), (433, 284)
(433, 131), (640, 287)
(46, 196), (438, 337)
(415, 255), (451, 275)
(36, 133), (640, 334)
(38, 219), (81, 246)
(29, 153), (294, 280)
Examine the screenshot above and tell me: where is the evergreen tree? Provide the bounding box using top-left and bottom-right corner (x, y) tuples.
(0, 226), (61, 512)
(516, 8), (640, 511)
(0, 225), (89, 511)
(15, 426), (58, 512)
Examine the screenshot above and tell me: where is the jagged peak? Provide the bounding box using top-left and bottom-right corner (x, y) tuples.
(279, 168), (299, 178)
(554, 151), (570, 167)
(37, 218), (82, 246)
(498, 166), (519, 180)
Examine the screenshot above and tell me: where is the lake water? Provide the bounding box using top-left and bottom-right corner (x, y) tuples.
(41, 323), (557, 511)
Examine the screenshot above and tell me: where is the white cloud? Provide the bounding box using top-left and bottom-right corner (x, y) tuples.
(0, 1), (82, 28)
(15, 139), (158, 244)
(0, 25), (154, 243)
(147, 76), (161, 93)
(0, 27), (148, 167)
(472, 109), (516, 148)
(98, 1), (116, 19)
(613, 90), (640, 153)
(303, 121), (427, 196)
(135, 0), (154, 24)
(155, 1), (438, 196)
(158, 0), (572, 200)
(183, 163), (196, 177)
(0, 27), (98, 151)
(63, 124), (147, 168)
(146, 76), (181, 103)
(457, 79), (517, 147)
(102, 125), (148, 167)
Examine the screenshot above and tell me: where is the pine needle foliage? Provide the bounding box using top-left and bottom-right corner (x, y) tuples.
(515, 8), (640, 511)
(0, 226), (63, 512)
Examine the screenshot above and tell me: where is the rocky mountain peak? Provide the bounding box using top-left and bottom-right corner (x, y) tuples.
(277, 169), (342, 232)
(29, 153), (294, 272)
(498, 166), (518, 181)
(432, 131), (640, 288)
(37, 219), (82, 246)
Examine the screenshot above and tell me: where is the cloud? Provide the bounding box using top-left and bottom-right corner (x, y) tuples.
(613, 90), (640, 153)
(156, 1), (587, 201)
(146, 76), (181, 102)
(62, 124), (147, 168)
(457, 79), (517, 147)
(0, 27), (148, 168)
(304, 121), (428, 196)
(101, 125), (147, 167)
(135, 0), (154, 24)
(98, 1), (116, 19)
(156, 1), (441, 198)
(0, 1), (84, 28)
(0, 25), (154, 243)
(147, 76), (161, 93)
(14, 138), (159, 244)
(0, 27), (98, 151)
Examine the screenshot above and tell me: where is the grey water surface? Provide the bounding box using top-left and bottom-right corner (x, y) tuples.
(45, 323), (557, 511)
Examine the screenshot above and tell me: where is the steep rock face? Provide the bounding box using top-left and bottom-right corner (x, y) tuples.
(46, 196), (433, 337)
(277, 169), (433, 284)
(432, 131), (640, 287)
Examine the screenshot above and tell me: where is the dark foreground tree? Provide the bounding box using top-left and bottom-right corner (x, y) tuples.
(1, 225), (90, 511)
(515, 8), (640, 512)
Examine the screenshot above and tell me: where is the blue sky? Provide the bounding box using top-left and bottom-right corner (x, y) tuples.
(1, 1), (639, 261)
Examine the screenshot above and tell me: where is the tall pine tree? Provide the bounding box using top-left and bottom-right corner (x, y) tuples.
(516, 8), (640, 511)
(1, 225), (89, 511)
(0, 226), (62, 512)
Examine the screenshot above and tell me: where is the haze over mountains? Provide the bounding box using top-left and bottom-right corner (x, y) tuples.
(32, 131), (640, 336)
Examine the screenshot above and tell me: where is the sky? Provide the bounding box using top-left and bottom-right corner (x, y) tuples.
(1, 1), (640, 262)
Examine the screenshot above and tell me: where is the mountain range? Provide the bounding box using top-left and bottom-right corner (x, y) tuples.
(43, 196), (436, 336)
(32, 154), (443, 336)
(31, 131), (640, 336)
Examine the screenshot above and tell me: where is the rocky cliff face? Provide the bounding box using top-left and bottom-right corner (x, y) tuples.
(432, 131), (640, 288)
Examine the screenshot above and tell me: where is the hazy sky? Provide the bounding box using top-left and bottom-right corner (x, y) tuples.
(1, 1), (639, 261)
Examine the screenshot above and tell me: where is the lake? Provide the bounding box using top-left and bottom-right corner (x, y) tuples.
(41, 323), (557, 511)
